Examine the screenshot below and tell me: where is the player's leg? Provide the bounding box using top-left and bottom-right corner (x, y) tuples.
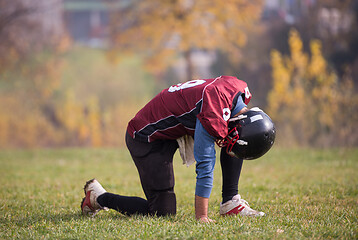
(97, 193), (149, 216)
(220, 148), (243, 203)
(94, 132), (178, 217)
(131, 136), (178, 216)
(81, 178), (149, 216)
(219, 149), (265, 217)
(81, 132), (152, 216)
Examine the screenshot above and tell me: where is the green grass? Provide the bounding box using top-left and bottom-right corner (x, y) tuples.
(0, 148), (357, 239)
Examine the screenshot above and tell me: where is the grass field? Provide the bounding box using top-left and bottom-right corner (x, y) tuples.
(0, 148), (357, 239)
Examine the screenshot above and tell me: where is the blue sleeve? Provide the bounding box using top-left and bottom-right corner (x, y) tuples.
(194, 119), (216, 198)
(194, 97), (246, 198)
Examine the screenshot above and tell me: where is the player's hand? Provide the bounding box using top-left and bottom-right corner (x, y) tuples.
(198, 216), (215, 223)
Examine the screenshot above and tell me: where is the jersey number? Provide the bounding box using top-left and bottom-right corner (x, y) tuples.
(168, 79), (206, 92)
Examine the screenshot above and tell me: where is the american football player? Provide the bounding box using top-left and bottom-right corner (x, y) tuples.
(81, 75), (275, 222)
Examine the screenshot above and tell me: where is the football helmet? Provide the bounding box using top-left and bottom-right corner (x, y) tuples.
(218, 107), (276, 160)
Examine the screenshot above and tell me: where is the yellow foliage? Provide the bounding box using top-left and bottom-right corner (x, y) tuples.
(268, 50), (293, 118)
(110, 0), (263, 75)
(87, 96), (102, 147)
(54, 90), (104, 147)
(267, 28), (357, 147)
(289, 29), (308, 74)
(0, 94), (63, 148)
(57, 89), (83, 131)
(308, 40), (326, 79)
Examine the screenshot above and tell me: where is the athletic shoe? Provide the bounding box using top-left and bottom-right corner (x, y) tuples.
(81, 178), (108, 216)
(219, 194), (265, 217)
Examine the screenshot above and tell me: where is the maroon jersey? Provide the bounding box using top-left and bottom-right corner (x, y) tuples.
(127, 76), (252, 142)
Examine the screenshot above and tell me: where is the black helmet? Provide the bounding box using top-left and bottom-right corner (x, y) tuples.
(220, 108), (276, 160)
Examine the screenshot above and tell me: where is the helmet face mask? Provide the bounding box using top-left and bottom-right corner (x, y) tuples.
(224, 108), (276, 160)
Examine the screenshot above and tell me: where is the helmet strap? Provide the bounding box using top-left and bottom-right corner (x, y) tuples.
(225, 127), (240, 154)
(215, 127), (240, 154)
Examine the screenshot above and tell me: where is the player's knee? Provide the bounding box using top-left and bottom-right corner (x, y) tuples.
(149, 191), (176, 216)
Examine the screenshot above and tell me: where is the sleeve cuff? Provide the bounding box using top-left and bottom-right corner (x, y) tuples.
(195, 179), (213, 198)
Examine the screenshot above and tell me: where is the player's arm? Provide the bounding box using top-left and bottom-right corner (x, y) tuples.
(195, 195), (214, 223)
(194, 119), (216, 222)
(231, 95), (248, 117)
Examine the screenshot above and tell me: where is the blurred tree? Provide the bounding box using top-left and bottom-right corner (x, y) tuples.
(268, 29), (358, 147)
(0, 0), (70, 148)
(0, 0), (33, 72)
(0, 0), (67, 102)
(0, 0), (64, 74)
(268, 0), (358, 88)
(108, 0), (263, 80)
(318, 0), (357, 79)
(234, 0), (358, 110)
(87, 96), (102, 147)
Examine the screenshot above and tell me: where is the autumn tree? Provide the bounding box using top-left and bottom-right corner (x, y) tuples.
(108, 0), (263, 80)
(0, 0), (69, 148)
(267, 29), (358, 147)
(265, 0), (358, 87)
(0, 0), (64, 71)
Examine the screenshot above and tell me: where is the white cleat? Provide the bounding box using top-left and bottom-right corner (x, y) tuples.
(81, 179), (108, 216)
(220, 194), (265, 217)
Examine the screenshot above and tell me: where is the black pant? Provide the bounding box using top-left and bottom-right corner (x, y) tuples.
(97, 133), (242, 216)
(220, 149), (243, 203)
(98, 132), (178, 216)
(125, 132), (179, 216)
